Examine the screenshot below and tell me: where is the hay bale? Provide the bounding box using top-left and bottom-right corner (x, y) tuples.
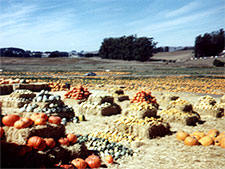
(9, 89), (36, 99)
(0, 85), (13, 95)
(118, 95), (129, 102)
(159, 94), (179, 108)
(167, 98), (193, 112)
(4, 124), (65, 145)
(159, 108), (200, 126)
(101, 103), (121, 116)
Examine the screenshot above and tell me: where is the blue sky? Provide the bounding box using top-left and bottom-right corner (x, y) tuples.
(0, 0), (224, 51)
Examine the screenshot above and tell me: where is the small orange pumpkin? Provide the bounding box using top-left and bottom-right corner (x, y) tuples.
(0, 127), (4, 137)
(85, 154), (101, 169)
(21, 117), (33, 127)
(58, 137), (69, 146)
(44, 138), (56, 148)
(2, 114), (20, 126)
(34, 118), (46, 125)
(38, 113), (48, 121)
(184, 136), (199, 146)
(14, 120), (27, 129)
(105, 155), (113, 164)
(71, 158), (87, 169)
(176, 131), (189, 141)
(67, 134), (77, 143)
(199, 136), (214, 146)
(214, 135), (225, 146)
(207, 129), (219, 140)
(48, 116), (61, 125)
(30, 113), (40, 121)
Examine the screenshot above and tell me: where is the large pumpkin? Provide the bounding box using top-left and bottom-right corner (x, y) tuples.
(58, 137), (69, 146)
(207, 129), (219, 140)
(27, 136), (46, 151)
(85, 154), (101, 168)
(67, 134), (77, 143)
(14, 120), (27, 129)
(71, 158), (87, 169)
(214, 135), (225, 146)
(2, 114), (20, 126)
(199, 136), (214, 146)
(48, 116), (61, 125)
(191, 131), (205, 140)
(184, 136), (199, 146)
(176, 131), (189, 141)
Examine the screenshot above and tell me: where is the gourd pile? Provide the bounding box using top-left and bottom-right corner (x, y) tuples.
(64, 86), (91, 100)
(176, 129), (225, 148)
(194, 95), (224, 117)
(131, 91), (157, 105)
(49, 82), (69, 91)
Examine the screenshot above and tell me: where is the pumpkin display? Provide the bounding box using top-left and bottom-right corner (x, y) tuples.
(58, 137), (70, 146)
(207, 129), (220, 140)
(44, 138), (56, 148)
(199, 136), (214, 146)
(0, 127), (4, 137)
(14, 120), (27, 129)
(34, 118), (47, 125)
(67, 134), (77, 144)
(71, 158), (87, 169)
(105, 155), (113, 164)
(2, 114), (20, 126)
(85, 154), (101, 169)
(48, 116), (61, 125)
(176, 131), (189, 141)
(64, 86), (91, 100)
(27, 136), (46, 151)
(184, 136), (199, 146)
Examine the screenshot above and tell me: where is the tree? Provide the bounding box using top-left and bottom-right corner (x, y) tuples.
(194, 29), (225, 58)
(99, 35), (157, 61)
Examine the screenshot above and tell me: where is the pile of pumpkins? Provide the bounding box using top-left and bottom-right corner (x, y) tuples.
(176, 129), (225, 148)
(131, 91), (157, 104)
(64, 86), (91, 100)
(49, 82), (69, 91)
(1, 113), (62, 129)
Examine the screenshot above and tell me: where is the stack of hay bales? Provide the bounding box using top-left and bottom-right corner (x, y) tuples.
(194, 95), (224, 117)
(79, 93), (121, 116)
(159, 98), (201, 126)
(0, 89), (35, 109)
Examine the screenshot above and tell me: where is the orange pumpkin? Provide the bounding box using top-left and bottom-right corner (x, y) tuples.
(21, 117), (33, 127)
(34, 118), (46, 125)
(176, 131), (189, 141)
(44, 138), (56, 148)
(27, 136), (46, 151)
(207, 129), (219, 140)
(30, 113), (40, 121)
(38, 113), (48, 121)
(48, 116), (61, 125)
(14, 120), (27, 129)
(220, 137), (225, 148)
(67, 134), (77, 143)
(184, 136), (199, 146)
(191, 131), (205, 140)
(105, 155), (113, 164)
(85, 154), (101, 169)
(2, 114), (20, 126)
(58, 137), (69, 146)
(199, 136), (214, 146)
(0, 127), (4, 137)
(214, 135), (225, 146)
(71, 158), (87, 169)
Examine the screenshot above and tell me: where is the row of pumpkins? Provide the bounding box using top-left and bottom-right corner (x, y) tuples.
(176, 129), (225, 148)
